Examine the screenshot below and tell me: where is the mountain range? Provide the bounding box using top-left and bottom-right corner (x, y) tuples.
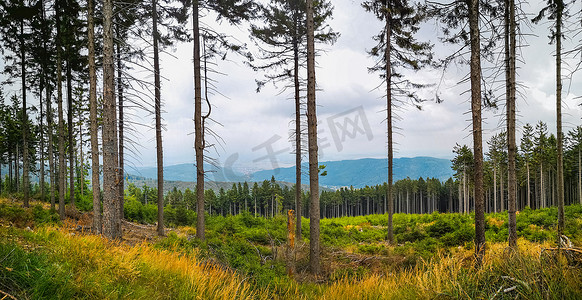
(130, 157), (454, 189)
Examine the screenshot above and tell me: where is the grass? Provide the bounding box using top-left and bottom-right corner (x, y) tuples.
(0, 198), (581, 299)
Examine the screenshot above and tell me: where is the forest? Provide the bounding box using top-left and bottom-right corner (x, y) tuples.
(0, 0), (581, 298)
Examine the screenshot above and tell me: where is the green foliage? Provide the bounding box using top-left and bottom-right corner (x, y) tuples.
(0, 203), (58, 227)
(0, 242), (79, 299)
(75, 194), (93, 212)
(124, 197), (158, 224)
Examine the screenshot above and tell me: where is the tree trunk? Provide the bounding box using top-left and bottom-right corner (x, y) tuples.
(153, 0), (165, 237)
(306, 0), (320, 275)
(468, 0), (486, 264)
(56, 0), (66, 220)
(292, 1), (303, 241)
(39, 84), (45, 203)
(78, 113), (84, 196)
(493, 166), (497, 213)
(87, 0), (101, 233)
(67, 59), (75, 208)
(506, 0), (517, 248)
(102, 0), (122, 239)
(527, 162), (531, 207)
(47, 82), (55, 211)
(193, 0), (205, 240)
(20, 18), (29, 208)
(463, 169), (468, 214)
(555, 1), (565, 240)
(578, 148), (581, 204)
(500, 166), (505, 212)
(385, 1), (394, 243)
(117, 32), (125, 220)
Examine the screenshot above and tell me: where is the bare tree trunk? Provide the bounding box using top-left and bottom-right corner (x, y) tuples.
(102, 0), (122, 239)
(385, 0), (394, 244)
(306, 0), (320, 275)
(152, 0), (165, 237)
(468, 0), (486, 264)
(87, 0), (101, 233)
(47, 84), (55, 211)
(78, 113), (83, 196)
(500, 166), (505, 212)
(56, 0), (65, 220)
(555, 1), (565, 239)
(578, 148), (581, 204)
(493, 167), (497, 213)
(506, 0), (518, 248)
(527, 162), (531, 207)
(20, 19), (29, 208)
(67, 60), (75, 208)
(463, 169), (468, 214)
(292, 1), (303, 241)
(193, 0), (205, 240)
(541, 163), (544, 208)
(117, 33), (125, 220)
(40, 79), (45, 202)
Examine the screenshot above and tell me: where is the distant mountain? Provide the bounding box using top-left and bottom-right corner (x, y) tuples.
(131, 157), (453, 189)
(125, 179), (328, 194)
(250, 157), (454, 188)
(131, 163), (247, 183)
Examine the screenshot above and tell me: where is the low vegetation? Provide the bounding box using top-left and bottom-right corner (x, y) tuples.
(1, 198), (581, 299)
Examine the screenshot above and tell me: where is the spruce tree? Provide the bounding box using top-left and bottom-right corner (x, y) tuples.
(362, 0), (433, 244)
(249, 0), (337, 239)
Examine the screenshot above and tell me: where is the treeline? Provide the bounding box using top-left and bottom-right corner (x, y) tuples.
(454, 123), (582, 214)
(123, 119), (581, 220)
(2, 122), (580, 220)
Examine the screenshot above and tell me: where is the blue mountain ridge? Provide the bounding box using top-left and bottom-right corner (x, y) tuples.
(131, 157), (454, 189)
(251, 157), (453, 188)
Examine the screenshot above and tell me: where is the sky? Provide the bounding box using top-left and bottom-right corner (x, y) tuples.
(144, 1), (580, 177)
(1, 1), (581, 180)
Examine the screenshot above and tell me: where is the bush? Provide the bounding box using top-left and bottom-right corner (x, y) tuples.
(427, 219), (455, 238)
(440, 223), (474, 247)
(397, 228), (426, 243)
(75, 194), (93, 212)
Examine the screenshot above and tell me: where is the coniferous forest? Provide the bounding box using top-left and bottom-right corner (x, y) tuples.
(0, 0), (581, 298)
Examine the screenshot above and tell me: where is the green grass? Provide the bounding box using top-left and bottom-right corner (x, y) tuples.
(0, 199), (581, 299)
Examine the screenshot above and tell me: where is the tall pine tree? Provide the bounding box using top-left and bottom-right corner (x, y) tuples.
(362, 0), (433, 244)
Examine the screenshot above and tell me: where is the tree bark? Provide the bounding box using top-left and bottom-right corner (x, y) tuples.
(555, 0), (565, 240)
(306, 0), (320, 275)
(578, 148), (581, 204)
(117, 31), (125, 220)
(385, 0), (394, 244)
(87, 0), (101, 233)
(152, 0), (165, 237)
(493, 166), (497, 212)
(468, 0), (486, 265)
(102, 0), (122, 239)
(39, 86), (45, 202)
(67, 58), (75, 208)
(56, 0), (66, 220)
(527, 162), (530, 207)
(47, 80), (55, 211)
(193, 0), (205, 240)
(20, 18), (29, 208)
(506, 0), (517, 248)
(293, 4), (302, 240)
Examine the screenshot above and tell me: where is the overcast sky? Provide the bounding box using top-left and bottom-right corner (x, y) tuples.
(2, 1), (581, 178)
(142, 1), (580, 176)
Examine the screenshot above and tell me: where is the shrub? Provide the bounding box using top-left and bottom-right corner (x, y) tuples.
(426, 219), (455, 238)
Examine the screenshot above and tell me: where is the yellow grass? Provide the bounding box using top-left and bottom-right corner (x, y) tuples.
(30, 226), (280, 299)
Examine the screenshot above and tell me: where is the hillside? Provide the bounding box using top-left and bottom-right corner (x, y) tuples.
(130, 157), (454, 189)
(251, 157), (454, 188)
